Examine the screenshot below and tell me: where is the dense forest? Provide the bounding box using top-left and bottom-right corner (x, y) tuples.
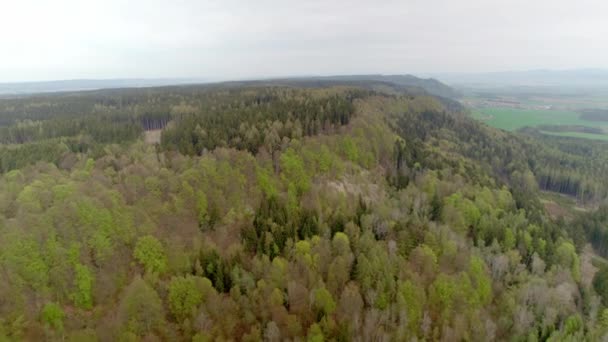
(1, 80), (608, 341)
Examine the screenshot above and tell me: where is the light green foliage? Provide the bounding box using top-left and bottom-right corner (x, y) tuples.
(429, 274), (457, 320)
(89, 230), (112, 265)
(119, 277), (164, 336)
(313, 287), (336, 316)
(332, 232), (350, 255)
(52, 183), (76, 202)
(302, 142), (345, 176)
(307, 323), (324, 342)
(295, 240), (314, 266)
(43, 234), (73, 297)
(397, 280), (425, 333)
(195, 156), (249, 215)
(270, 287), (284, 306)
(521, 230), (533, 254)
(196, 191), (208, 228)
(286, 182), (299, 217)
(84, 158), (95, 173)
(144, 176), (161, 197)
(270, 257), (288, 287)
(496, 187), (514, 209)
(71, 263), (94, 309)
(468, 256), (492, 305)
(341, 136), (359, 163)
(316, 145), (333, 173)
(563, 314), (583, 336)
(600, 309), (608, 327)
(168, 275), (204, 321)
(76, 196), (135, 263)
(2, 236), (49, 290)
(16, 180), (45, 212)
(443, 192), (481, 233)
(556, 241), (581, 282)
(296, 240), (311, 255)
(280, 147), (311, 196)
(503, 228), (516, 251)
(0, 315), (26, 341)
(67, 243), (81, 266)
(41, 302), (64, 331)
(133, 235), (167, 274)
(5, 169), (24, 183)
(257, 166), (278, 198)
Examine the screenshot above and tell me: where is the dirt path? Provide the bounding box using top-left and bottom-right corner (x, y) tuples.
(144, 129), (162, 144)
(581, 244), (600, 288)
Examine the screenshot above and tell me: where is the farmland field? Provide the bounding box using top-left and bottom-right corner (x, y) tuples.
(466, 90), (608, 140)
(470, 107), (601, 131)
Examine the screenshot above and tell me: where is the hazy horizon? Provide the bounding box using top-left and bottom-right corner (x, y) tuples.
(2, 0), (608, 82)
(0, 67), (606, 83)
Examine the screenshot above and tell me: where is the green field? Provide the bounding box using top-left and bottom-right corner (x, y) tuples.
(470, 107), (606, 131)
(470, 107), (608, 142)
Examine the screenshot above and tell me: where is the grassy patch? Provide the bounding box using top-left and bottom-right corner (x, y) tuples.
(539, 191), (590, 218)
(471, 107), (602, 131)
(471, 106), (608, 141)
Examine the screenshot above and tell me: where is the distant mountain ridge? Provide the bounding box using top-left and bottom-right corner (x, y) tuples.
(0, 74), (461, 99)
(0, 78), (206, 96)
(299, 74), (461, 98)
(431, 69), (608, 89)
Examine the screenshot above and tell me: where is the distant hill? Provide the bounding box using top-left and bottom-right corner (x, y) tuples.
(0, 78), (206, 96)
(431, 69), (608, 90)
(300, 74), (461, 99)
(0, 75), (460, 100)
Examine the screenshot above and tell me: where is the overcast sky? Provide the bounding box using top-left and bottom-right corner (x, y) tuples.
(1, 0), (607, 82)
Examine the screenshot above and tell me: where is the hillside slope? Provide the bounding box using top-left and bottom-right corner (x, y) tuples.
(0, 82), (605, 340)
(303, 74), (462, 98)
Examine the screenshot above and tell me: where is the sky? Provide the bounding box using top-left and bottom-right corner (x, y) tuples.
(1, 0), (607, 82)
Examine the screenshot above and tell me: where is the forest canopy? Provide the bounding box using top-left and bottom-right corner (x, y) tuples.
(0, 81), (607, 341)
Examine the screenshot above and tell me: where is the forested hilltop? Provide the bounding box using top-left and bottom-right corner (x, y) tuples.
(2, 80), (608, 341)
